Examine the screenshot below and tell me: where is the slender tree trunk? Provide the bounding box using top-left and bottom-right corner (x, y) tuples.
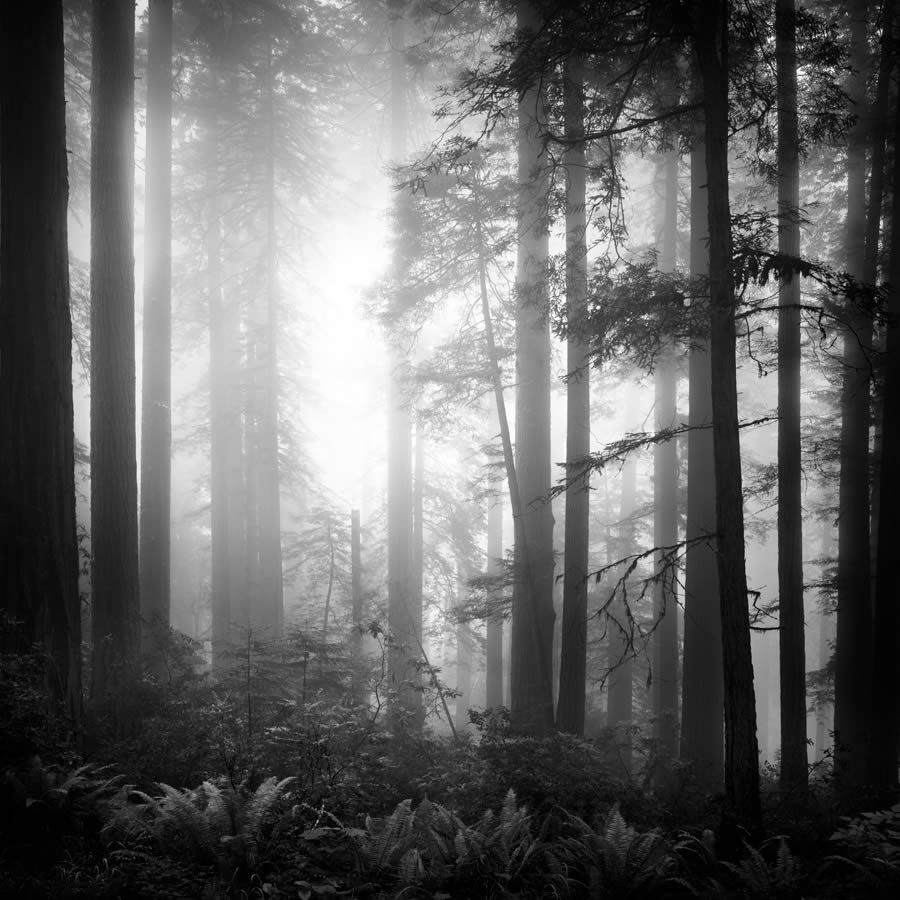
(90, 0), (141, 701)
(455, 557), (472, 732)
(140, 0), (173, 673)
(776, 0), (808, 794)
(207, 62), (232, 672)
(680, 123), (724, 788)
(867, 78), (900, 797)
(510, 0), (555, 735)
(351, 509), (363, 697)
(834, 0), (873, 794)
(485, 483), (504, 709)
(693, 0), (761, 830)
(608, 445), (636, 775)
(386, 5), (421, 728)
(255, 29), (283, 637)
(0, 0), (82, 724)
(557, 51), (590, 736)
(653, 147), (680, 762)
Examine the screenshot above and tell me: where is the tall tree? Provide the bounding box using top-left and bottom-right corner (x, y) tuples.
(692, 0), (761, 829)
(680, 123), (724, 787)
(652, 145), (680, 762)
(0, 0), (82, 723)
(485, 483), (504, 709)
(557, 49), (590, 736)
(90, 0), (140, 700)
(510, 0), (555, 735)
(608, 446), (636, 774)
(776, 0), (807, 794)
(140, 0), (174, 670)
(867, 9), (900, 796)
(833, 0), (874, 793)
(250, 22), (284, 636)
(386, 3), (422, 728)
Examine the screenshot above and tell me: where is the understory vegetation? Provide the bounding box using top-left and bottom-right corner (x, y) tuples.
(1, 638), (897, 900)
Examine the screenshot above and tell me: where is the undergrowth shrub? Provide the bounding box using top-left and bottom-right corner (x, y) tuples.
(106, 775), (296, 884)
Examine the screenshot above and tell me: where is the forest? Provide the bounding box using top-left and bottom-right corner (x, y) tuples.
(1, 0), (899, 896)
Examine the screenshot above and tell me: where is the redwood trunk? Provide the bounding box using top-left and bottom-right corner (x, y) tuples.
(0, 0), (82, 722)
(140, 0), (174, 669)
(90, 0), (141, 699)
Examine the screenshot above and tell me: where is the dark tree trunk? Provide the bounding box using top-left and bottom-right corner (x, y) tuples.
(608, 447), (636, 774)
(140, 0), (173, 672)
(510, 0), (555, 735)
(693, 0), (761, 830)
(867, 73), (900, 798)
(557, 51), (589, 736)
(653, 147), (680, 762)
(776, 0), (808, 794)
(90, 0), (141, 700)
(680, 129), (724, 788)
(0, 0), (82, 724)
(834, 0), (873, 794)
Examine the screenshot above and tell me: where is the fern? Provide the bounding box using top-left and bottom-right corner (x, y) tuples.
(105, 775), (295, 875)
(560, 803), (672, 897)
(721, 838), (804, 899)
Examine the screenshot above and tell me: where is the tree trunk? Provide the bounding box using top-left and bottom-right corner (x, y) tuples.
(207, 61), (231, 672)
(0, 0), (82, 724)
(557, 51), (590, 736)
(867, 76), (900, 797)
(254, 28), (283, 637)
(455, 557), (472, 732)
(90, 0), (141, 701)
(693, 0), (761, 830)
(351, 509), (363, 697)
(776, 0), (808, 794)
(140, 0), (173, 673)
(510, 0), (555, 735)
(386, 5), (422, 729)
(485, 484), (504, 709)
(653, 147), (680, 762)
(608, 444), (636, 775)
(834, 0), (873, 795)
(680, 123), (724, 788)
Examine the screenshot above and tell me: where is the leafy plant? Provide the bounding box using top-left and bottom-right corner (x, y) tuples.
(720, 838), (805, 899)
(358, 790), (568, 898)
(559, 803), (673, 898)
(107, 775), (295, 879)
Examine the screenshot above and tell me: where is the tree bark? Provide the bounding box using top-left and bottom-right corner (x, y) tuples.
(254, 27), (284, 637)
(693, 0), (761, 830)
(90, 0), (141, 701)
(867, 70), (900, 797)
(680, 126), (724, 788)
(557, 51), (590, 736)
(140, 0), (173, 673)
(653, 147), (680, 762)
(608, 446), (636, 774)
(0, 0), (82, 724)
(386, 4), (422, 729)
(776, 0), (808, 794)
(510, 0), (555, 735)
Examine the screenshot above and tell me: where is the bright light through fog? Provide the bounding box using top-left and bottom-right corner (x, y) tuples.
(306, 209), (390, 513)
